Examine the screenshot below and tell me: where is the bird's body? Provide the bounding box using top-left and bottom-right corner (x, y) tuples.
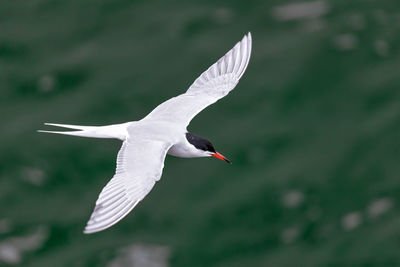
(39, 33), (252, 233)
(127, 120), (201, 158)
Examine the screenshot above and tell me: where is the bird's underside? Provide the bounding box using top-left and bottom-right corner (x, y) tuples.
(39, 32), (252, 233)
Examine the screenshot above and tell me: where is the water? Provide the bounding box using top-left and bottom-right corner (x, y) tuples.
(1, 0), (399, 266)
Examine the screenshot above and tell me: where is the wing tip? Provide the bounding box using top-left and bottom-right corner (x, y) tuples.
(187, 31), (253, 93)
(83, 227), (95, 234)
(245, 31), (252, 49)
(82, 200), (140, 234)
(236, 31), (252, 80)
(245, 32), (252, 44)
(241, 32), (252, 43)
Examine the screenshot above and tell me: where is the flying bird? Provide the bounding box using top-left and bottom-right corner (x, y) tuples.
(39, 33), (252, 234)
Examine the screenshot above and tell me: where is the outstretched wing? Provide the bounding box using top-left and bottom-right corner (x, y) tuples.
(84, 138), (172, 234)
(144, 32), (252, 127)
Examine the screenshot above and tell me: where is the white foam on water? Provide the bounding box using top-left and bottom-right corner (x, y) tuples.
(282, 190), (304, 208)
(367, 198), (393, 218)
(333, 34), (358, 51)
(108, 243), (170, 267)
(272, 1), (329, 21)
(281, 226), (300, 244)
(0, 226), (49, 265)
(341, 211), (362, 231)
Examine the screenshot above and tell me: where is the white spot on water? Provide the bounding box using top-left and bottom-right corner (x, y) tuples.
(333, 34), (358, 51)
(282, 190), (304, 208)
(374, 40), (389, 57)
(272, 1), (329, 21)
(281, 226), (300, 244)
(0, 226), (49, 265)
(367, 198), (393, 218)
(38, 74), (55, 93)
(0, 244), (20, 265)
(341, 211), (362, 231)
(21, 167), (46, 186)
(108, 243), (170, 267)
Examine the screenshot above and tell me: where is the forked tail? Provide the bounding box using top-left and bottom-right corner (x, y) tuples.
(38, 123), (129, 140)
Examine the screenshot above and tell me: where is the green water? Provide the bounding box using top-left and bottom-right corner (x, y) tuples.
(1, 0), (400, 266)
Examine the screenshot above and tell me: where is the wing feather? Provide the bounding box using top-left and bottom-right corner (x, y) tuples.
(84, 139), (172, 234)
(144, 32), (252, 127)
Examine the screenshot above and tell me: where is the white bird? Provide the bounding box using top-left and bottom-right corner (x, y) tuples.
(39, 33), (252, 234)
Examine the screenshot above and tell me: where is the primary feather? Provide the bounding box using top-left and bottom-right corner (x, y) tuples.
(143, 32), (252, 127)
(84, 140), (172, 234)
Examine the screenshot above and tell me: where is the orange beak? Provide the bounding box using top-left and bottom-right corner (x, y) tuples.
(212, 152), (231, 163)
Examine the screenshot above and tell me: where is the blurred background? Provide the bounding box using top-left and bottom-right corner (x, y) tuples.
(1, 0), (400, 266)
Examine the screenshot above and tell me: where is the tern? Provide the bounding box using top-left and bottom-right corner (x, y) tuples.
(39, 33), (252, 234)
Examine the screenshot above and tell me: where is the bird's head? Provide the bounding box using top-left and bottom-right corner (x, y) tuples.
(186, 132), (231, 163)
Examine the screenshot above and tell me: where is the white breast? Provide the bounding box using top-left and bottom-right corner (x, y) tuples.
(167, 138), (209, 158)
